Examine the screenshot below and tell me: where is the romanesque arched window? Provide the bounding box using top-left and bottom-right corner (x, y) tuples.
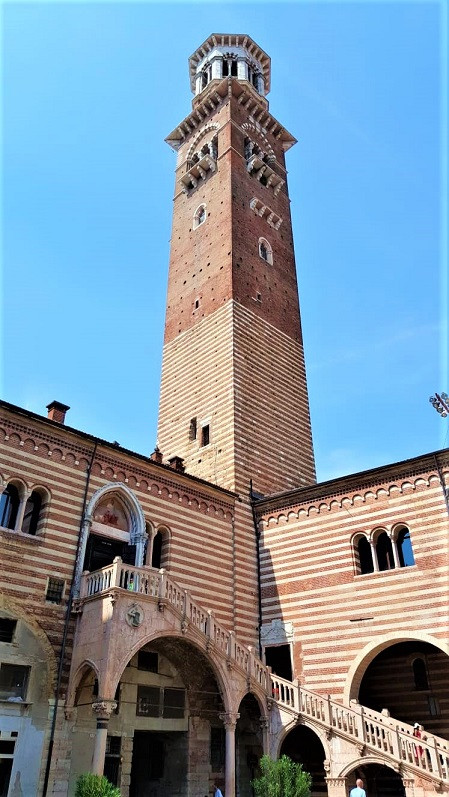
(259, 237), (273, 265)
(0, 484), (20, 530)
(396, 526), (415, 567)
(357, 535), (374, 574)
(150, 526), (169, 570)
(22, 489), (46, 535)
(193, 204), (206, 229)
(375, 530), (395, 571)
(412, 657), (429, 690)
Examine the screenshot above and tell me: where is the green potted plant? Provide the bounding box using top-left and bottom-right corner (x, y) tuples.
(75, 773), (121, 797)
(252, 754), (312, 797)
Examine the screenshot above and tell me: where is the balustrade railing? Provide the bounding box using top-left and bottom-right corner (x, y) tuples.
(79, 561), (449, 785)
(271, 674), (449, 783)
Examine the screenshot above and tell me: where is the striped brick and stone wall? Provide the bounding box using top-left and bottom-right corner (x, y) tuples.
(256, 452), (449, 735)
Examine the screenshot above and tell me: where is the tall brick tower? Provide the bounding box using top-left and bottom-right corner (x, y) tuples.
(158, 34), (316, 497)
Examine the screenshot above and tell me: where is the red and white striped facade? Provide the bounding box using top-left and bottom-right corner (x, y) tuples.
(1, 31), (448, 797)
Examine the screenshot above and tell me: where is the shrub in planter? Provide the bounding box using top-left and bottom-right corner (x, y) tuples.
(75, 773), (121, 797)
(252, 754), (312, 797)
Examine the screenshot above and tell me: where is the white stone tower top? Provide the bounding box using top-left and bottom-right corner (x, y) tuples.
(188, 33), (271, 97)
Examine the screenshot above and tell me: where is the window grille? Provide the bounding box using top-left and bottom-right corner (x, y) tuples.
(46, 578), (65, 604)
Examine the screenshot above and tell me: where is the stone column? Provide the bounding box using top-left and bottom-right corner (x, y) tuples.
(369, 540), (379, 571)
(14, 489), (31, 532)
(135, 531), (148, 567)
(220, 712), (240, 797)
(91, 700), (117, 776)
(389, 532), (400, 568)
(259, 718), (269, 756)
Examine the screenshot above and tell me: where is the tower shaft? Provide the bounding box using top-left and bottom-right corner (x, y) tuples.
(158, 36), (315, 495)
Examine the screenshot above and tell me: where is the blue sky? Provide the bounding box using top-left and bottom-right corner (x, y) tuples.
(2, 1), (447, 482)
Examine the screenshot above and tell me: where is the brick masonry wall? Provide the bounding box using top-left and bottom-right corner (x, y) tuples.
(159, 90), (315, 498)
(257, 458), (449, 713)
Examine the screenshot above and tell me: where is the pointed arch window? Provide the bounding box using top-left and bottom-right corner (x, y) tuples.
(0, 484), (20, 530)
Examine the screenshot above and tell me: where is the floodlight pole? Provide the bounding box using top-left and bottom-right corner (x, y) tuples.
(429, 391), (449, 418)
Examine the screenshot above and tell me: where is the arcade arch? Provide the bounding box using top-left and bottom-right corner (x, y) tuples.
(345, 635), (449, 739)
(280, 724), (327, 796)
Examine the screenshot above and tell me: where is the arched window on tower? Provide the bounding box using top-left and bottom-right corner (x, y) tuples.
(412, 657), (429, 690)
(396, 526), (415, 567)
(0, 484), (20, 530)
(193, 204), (207, 229)
(259, 238), (273, 265)
(376, 531), (395, 571)
(357, 535), (374, 574)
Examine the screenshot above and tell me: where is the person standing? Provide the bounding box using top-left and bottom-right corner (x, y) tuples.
(350, 778), (366, 797)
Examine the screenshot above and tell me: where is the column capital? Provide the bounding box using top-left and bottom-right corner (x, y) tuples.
(92, 700), (117, 719)
(219, 711), (240, 731)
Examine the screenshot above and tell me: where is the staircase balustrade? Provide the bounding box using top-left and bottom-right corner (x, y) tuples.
(79, 560), (449, 786)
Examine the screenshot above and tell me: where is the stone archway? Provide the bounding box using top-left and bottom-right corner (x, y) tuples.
(345, 633), (449, 701)
(236, 693), (265, 797)
(345, 634), (449, 739)
(345, 762), (405, 797)
(280, 724), (327, 796)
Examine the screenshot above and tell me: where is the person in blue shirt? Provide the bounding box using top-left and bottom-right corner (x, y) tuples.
(350, 779), (366, 797)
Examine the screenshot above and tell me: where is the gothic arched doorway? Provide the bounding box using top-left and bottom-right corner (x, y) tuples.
(358, 641), (449, 739)
(280, 725), (326, 796)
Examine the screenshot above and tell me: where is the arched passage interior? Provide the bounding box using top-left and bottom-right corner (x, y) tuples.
(236, 693), (264, 797)
(280, 725), (326, 796)
(69, 637), (226, 797)
(358, 641), (449, 739)
(348, 763), (405, 797)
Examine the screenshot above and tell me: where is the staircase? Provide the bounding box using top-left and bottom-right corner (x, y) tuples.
(80, 561), (449, 788)
(271, 674), (449, 786)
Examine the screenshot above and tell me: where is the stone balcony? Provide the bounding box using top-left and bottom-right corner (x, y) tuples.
(76, 558), (270, 692)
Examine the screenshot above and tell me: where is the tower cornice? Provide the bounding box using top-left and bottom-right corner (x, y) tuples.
(165, 78), (296, 152)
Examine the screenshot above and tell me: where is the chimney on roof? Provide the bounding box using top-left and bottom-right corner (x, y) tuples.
(150, 446), (163, 464)
(167, 455), (185, 473)
(46, 401), (70, 424)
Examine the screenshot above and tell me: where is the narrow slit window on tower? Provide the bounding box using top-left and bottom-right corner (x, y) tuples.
(194, 298), (200, 310)
(201, 424), (210, 447)
(189, 417), (197, 440)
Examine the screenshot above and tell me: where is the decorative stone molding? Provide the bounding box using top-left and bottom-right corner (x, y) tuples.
(126, 603), (144, 628)
(261, 619), (294, 646)
(92, 700), (117, 718)
(250, 197), (282, 229)
(219, 712), (240, 731)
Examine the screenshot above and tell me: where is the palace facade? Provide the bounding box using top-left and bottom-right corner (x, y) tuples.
(1, 33), (448, 797)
